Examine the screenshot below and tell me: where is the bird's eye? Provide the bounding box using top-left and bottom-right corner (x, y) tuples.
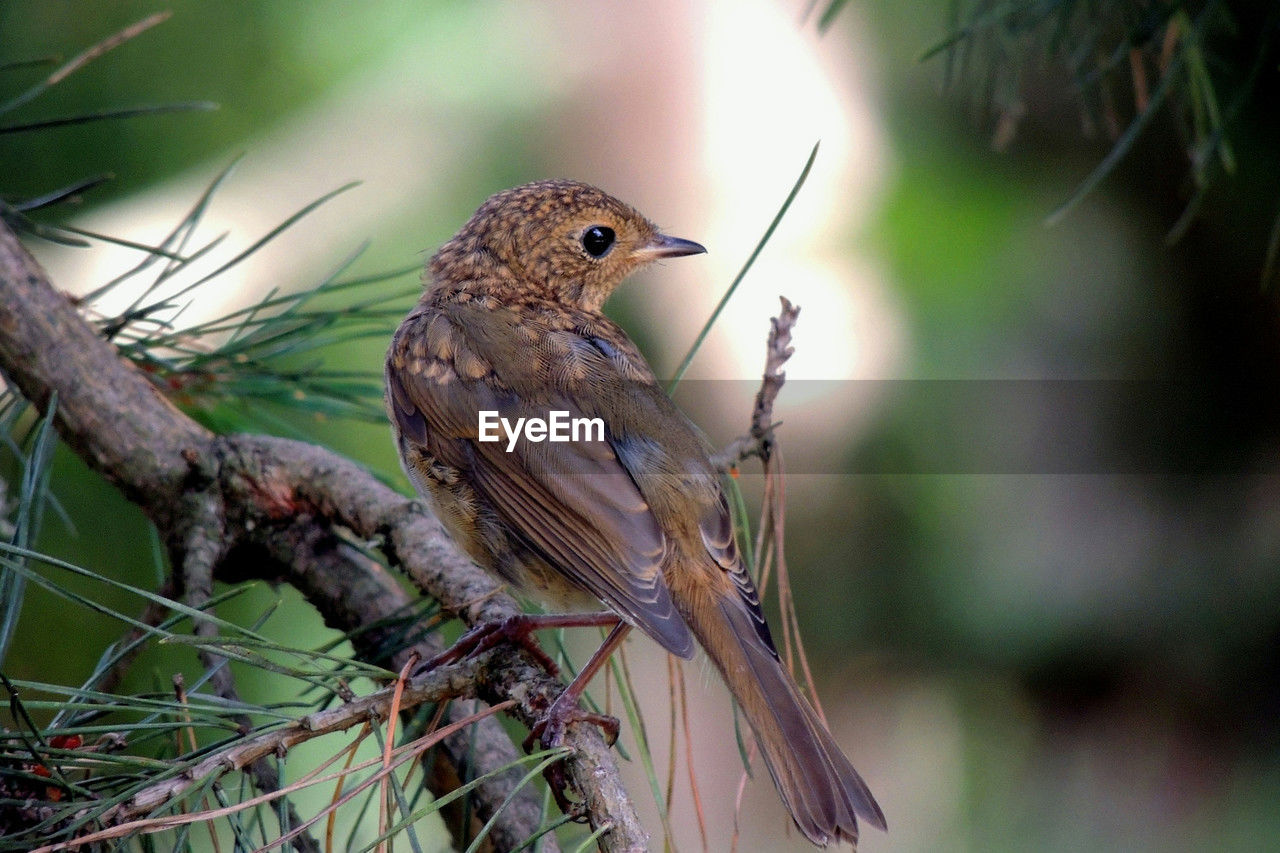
(581, 225), (615, 258)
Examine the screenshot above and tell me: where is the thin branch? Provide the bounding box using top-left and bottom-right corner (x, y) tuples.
(711, 296), (800, 471)
(752, 296), (799, 459)
(108, 657), (484, 827)
(251, 511), (561, 853)
(31, 690), (520, 853)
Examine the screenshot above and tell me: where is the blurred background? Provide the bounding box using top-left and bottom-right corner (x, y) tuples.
(4, 0), (1280, 849)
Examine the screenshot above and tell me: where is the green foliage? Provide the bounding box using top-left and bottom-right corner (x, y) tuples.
(0, 401), (59, 669)
(0, 550), (540, 851)
(81, 165), (421, 432)
(828, 0), (1278, 247)
(0, 14), (422, 442)
(937, 0), (1274, 232)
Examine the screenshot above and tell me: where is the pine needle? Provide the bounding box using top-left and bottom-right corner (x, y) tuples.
(668, 141), (819, 391)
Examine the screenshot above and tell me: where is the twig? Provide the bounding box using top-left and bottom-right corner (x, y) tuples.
(93, 656), (484, 830)
(172, 674), (224, 853)
(711, 296), (800, 471)
(31, 691), (518, 853)
(254, 508), (561, 852)
(752, 296), (800, 461)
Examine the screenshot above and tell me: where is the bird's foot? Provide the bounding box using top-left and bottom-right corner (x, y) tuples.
(416, 614), (560, 676)
(524, 694), (621, 820)
(524, 698), (620, 753)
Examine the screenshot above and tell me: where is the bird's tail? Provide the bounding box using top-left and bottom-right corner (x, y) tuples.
(685, 592), (886, 847)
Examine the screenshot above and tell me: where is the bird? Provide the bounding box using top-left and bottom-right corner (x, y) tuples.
(385, 180), (886, 847)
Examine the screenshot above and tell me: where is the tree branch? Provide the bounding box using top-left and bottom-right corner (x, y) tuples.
(29, 674), (519, 853)
(0, 223), (641, 850)
(99, 655), (487, 827)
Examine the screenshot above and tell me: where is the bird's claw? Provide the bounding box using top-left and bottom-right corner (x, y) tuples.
(523, 698), (620, 821)
(524, 705), (620, 753)
(416, 614), (624, 824)
(415, 614), (560, 677)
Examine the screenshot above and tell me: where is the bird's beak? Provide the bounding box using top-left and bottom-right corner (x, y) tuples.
(634, 233), (707, 260)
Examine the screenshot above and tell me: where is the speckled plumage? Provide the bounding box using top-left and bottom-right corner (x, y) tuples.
(386, 180), (885, 847)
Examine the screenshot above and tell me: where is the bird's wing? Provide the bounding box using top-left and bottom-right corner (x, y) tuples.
(387, 313), (695, 658)
(695, 491), (780, 657)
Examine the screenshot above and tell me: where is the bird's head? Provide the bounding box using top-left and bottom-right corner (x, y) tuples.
(430, 180), (705, 311)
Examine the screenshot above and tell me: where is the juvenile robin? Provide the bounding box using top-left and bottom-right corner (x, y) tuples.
(385, 180), (885, 847)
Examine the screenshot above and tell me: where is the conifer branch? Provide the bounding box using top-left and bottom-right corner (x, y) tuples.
(0, 222), (636, 850)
